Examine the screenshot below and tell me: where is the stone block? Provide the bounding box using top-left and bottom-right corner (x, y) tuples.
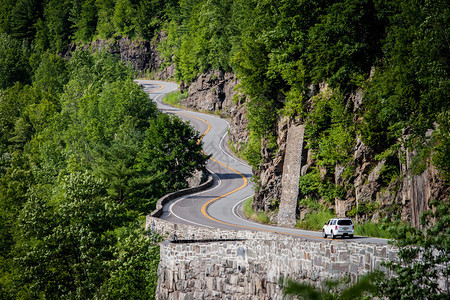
(388, 250), (396, 261)
(331, 262), (349, 272)
(338, 251), (349, 261)
(206, 277), (215, 291)
(349, 263), (358, 274)
(230, 275), (239, 285)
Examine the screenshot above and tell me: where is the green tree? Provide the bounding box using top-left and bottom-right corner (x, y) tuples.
(306, 0), (383, 88)
(9, 0), (42, 40)
(14, 172), (129, 299)
(96, 0), (116, 39)
(44, 0), (73, 53)
(376, 200), (449, 298)
(0, 0), (15, 34)
(112, 0), (136, 37)
(102, 227), (161, 299)
(71, 0), (99, 42)
(138, 113), (208, 191)
(33, 51), (68, 97)
(362, 0), (449, 152)
(135, 0), (164, 39)
(0, 33), (30, 89)
(93, 118), (163, 213)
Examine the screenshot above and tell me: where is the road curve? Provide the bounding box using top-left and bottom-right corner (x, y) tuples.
(136, 80), (388, 245)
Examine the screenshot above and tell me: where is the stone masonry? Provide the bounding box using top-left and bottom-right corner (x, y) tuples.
(147, 216), (398, 299)
(277, 125), (305, 227)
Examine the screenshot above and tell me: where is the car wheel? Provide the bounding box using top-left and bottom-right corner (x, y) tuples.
(331, 231), (335, 239)
(322, 230), (327, 238)
(349, 234), (354, 239)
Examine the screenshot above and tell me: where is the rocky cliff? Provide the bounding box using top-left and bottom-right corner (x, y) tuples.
(253, 85), (448, 228)
(180, 70), (249, 153)
(62, 36), (175, 80)
(77, 35), (446, 229)
(180, 72), (448, 229)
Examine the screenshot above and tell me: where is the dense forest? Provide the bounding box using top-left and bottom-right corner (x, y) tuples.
(0, 0), (448, 298)
(0, 1), (209, 298)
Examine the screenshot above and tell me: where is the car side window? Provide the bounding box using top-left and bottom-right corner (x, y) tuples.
(332, 220), (336, 225)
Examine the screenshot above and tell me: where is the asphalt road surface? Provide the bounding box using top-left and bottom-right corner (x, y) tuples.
(136, 80), (388, 245)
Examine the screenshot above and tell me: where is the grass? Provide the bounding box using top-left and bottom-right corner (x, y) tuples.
(162, 90), (187, 106)
(296, 210), (335, 231)
(354, 222), (394, 239)
(243, 198), (271, 224)
(227, 140), (248, 161)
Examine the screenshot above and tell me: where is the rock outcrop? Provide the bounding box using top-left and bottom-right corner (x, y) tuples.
(400, 146), (449, 228)
(62, 36), (175, 80)
(251, 84), (447, 228)
(180, 70), (249, 153)
(179, 70), (447, 229)
(181, 70), (237, 112)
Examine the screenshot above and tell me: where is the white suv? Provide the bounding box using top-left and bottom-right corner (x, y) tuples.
(322, 218), (354, 239)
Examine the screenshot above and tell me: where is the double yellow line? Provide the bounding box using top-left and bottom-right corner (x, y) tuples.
(147, 83), (328, 240)
(146, 84), (249, 223)
(173, 112), (249, 224)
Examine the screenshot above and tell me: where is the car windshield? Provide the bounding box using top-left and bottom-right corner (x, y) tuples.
(337, 220), (352, 225)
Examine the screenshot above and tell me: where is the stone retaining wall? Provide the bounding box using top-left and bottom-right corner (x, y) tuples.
(146, 217), (398, 299)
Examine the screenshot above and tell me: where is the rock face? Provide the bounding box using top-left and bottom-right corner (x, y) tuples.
(251, 85), (447, 228)
(180, 70), (249, 152)
(179, 70), (447, 228)
(181, 70), (237, 112)
(253, 118), (290, 214)
(62, 36), (175, 80)
(400, 148), (449, 228)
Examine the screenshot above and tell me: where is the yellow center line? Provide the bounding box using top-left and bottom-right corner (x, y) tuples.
(175, 112), (211, 143)
(149, 83), (328, 241)
(146, 83), (165, 94)
(175, 110), (326, 240)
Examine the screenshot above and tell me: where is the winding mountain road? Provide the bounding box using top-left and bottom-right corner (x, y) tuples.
(136, 80), (388, 245)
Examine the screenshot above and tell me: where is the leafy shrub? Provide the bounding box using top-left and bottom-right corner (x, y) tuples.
(376, 200), (449, 299)
(299, 168), (347, 205)
(347, 202), (379, 218)
(305, 91), (355, 168)
(378, 155), (400, 186)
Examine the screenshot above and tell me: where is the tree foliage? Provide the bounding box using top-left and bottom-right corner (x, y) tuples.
(375, 200), (450, 299)
(282, 201), (449, 299)
(0, 0), (449, 298)
(0, 33), (30, 89)
(0, 49), (207, 298)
